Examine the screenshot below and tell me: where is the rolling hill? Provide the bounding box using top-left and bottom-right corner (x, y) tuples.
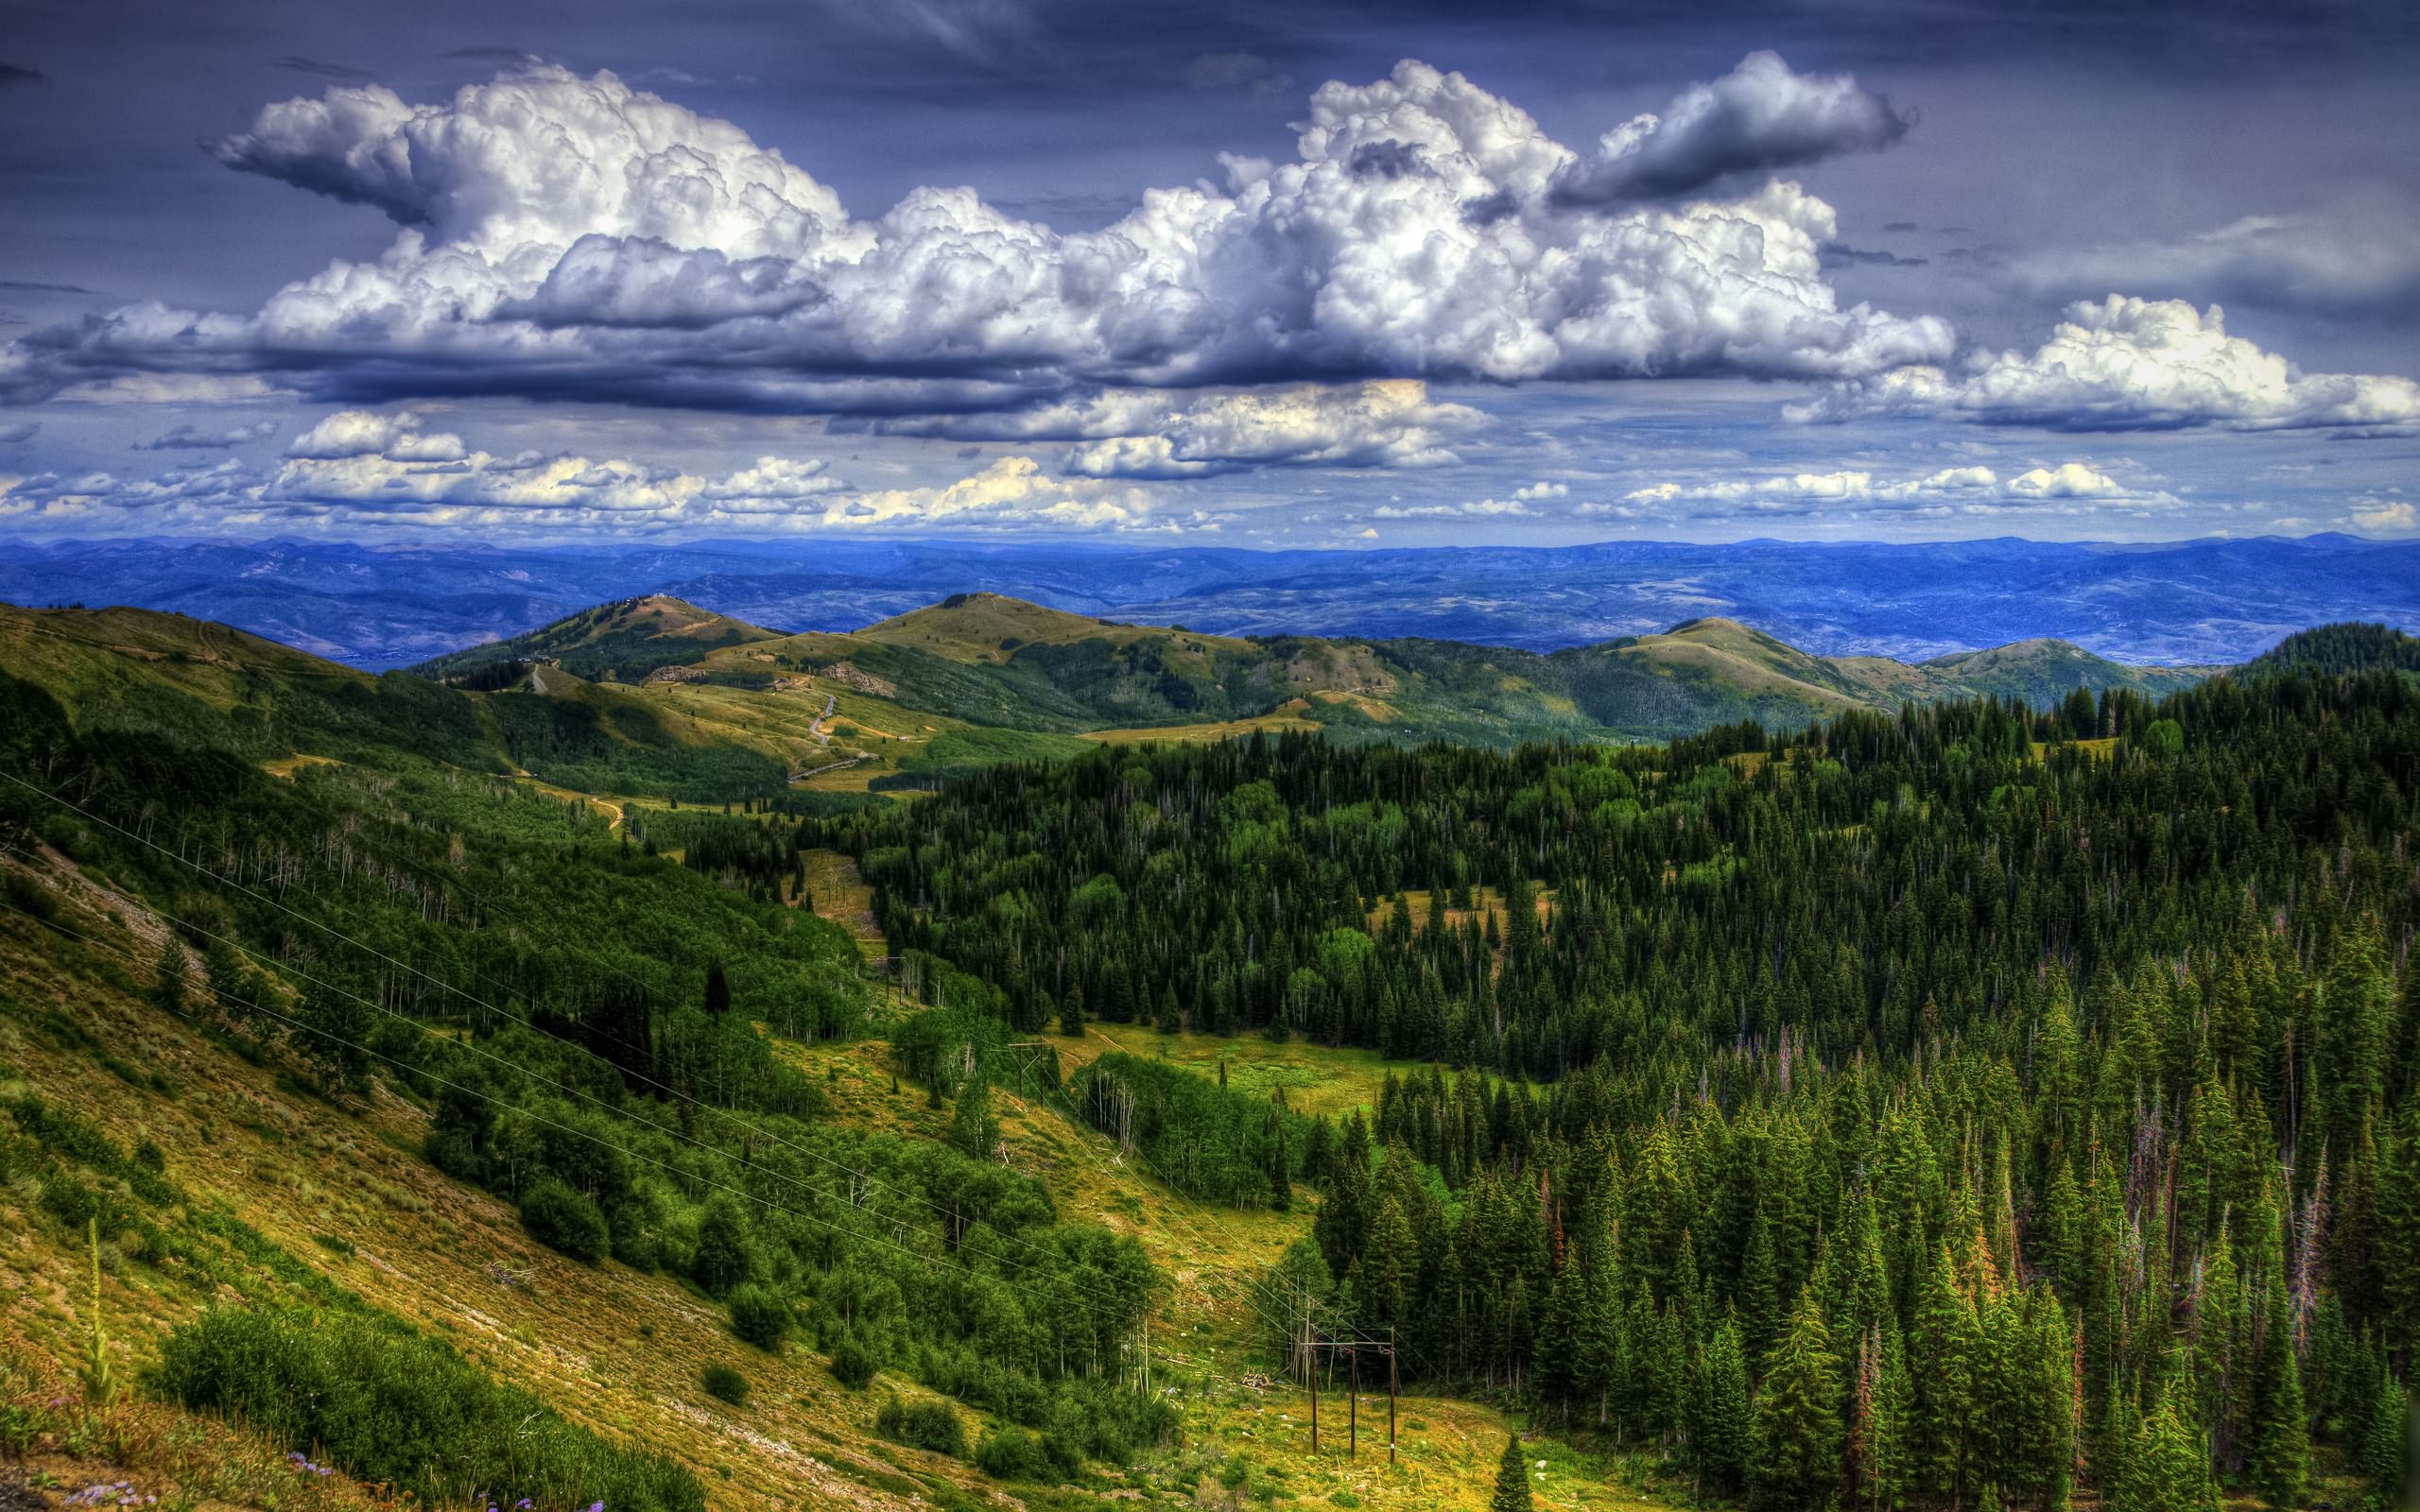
(3, 597), (2417, 1512)
(413, 591), (2220, 754)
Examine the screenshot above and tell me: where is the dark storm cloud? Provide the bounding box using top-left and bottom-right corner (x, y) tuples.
(1550, 50), (1912, 206)
(0, 63), (45, 86)
(272, 56), (375, 81)
(0, 281), (95, 296)
(2003, 209), (2420, 322)
(133, 420), (278, 451)
(1823, 242), (1929, 268)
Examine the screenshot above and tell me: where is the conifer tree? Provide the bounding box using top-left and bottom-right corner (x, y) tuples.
(1696, 1312), (1754, 1498)
(153, 937), (186, 1014)
(2249, 1246), (2310, 1510)
(1754, 1286), (1844, 1511)
(2358, 1366), (2408, 1503)
(1060, 982), (1086, 1038)
(1493, 1430), (1534, 1512)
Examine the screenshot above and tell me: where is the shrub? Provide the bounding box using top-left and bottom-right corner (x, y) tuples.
(689, 1197), (753, 1296)
(726, 1282), (789, 1351)
(700, 1363), (750, 1406)
(519, 1178), (609, 1263)
(874, 1395), (967, 1457)
(828, 1330), (878, 1389)
(975, 1423), (1080, 1482)
(153, 1305), (701, 1511)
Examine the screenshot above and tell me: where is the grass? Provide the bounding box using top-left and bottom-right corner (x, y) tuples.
(0, 836), (1682, 1512)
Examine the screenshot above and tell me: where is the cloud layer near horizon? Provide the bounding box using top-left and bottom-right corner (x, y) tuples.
(0, 410), (1179, 536)
(1792, 297), (2420, 432)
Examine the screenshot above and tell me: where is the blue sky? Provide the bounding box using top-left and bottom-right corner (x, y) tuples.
(1, 0), (2414, 546)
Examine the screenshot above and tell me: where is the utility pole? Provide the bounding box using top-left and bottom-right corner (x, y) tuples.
(1387, 1328), (1398, 1468)
(1348, 1344), (1358, 1458)
(1305, 1312), (1318, 1455)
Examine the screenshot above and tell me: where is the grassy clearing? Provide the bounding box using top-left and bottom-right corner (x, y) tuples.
(797, 850), (885, 961)
(1362, 885), (1555, 951)
(775, 1022), (1670, 1511)
(1080, 702), (1322, 747)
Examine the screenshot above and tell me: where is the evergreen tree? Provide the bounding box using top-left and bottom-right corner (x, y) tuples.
(1493, 1430), (1534, 1512)
(2358, 1366), (2408, 1504)
(703, 960), (731, 1014)
(1754, 1286), (1844, 1511)
(1059, 982), (1086, 1038)
(153, 937), (186, 1014)
(1696, 1312), (1754, 1498)
(2250, 1221), (2310, 1509)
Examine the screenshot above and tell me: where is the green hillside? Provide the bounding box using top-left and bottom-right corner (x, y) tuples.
(0, 602), (2414, 1512)
(413, 593), (785, 683)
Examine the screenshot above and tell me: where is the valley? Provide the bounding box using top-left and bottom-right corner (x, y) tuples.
(0, 595), (2412, 1512)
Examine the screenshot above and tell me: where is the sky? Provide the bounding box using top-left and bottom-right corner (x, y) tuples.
(1, 0), (2415, 548)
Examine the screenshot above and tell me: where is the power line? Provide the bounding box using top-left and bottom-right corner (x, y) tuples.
(0, 798), (1150, 1317)
(0, 889), (1157, 1326)
(1, 765), (1154, 1301)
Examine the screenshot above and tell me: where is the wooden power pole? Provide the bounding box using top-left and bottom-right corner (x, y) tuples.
(1387, 1328), (1398, 1467)
(1348, 1344), (1358, 1458)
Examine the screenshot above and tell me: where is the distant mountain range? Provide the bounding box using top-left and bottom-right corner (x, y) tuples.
(5, 593), (2412, 810)
(0, 533), (2413, 670)
(409, 590), (2214, 764)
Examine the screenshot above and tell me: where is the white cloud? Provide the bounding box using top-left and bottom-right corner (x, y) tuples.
(4, 60), (1952, 411)
(1792, 297), (2420, 432)
(2348, 497), (2414, 533)
(1511, 480), (1567, 500)
(286, 409), (468, 461)
(1370, 495), (1536, 520)
(884, 380), (1484, 478)
(52, 374), (292, 404)
(4, 407), (1179, 538)
(1620, 459), (2177, 516)
(1552, 50), (1911, 205)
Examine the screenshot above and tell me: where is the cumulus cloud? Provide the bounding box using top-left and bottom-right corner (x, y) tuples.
(2348, 496), (2414, 533)
(2, 60), (1951, 411)
(2004, 210), (2420, 321)
(1370, 494), (1537, 520)
(285, 409), (469, 460)
(3, 406), (1178, 538)
(133, 419), (278, 451)
(1791, 297), (2420, 432)
(1619, 459), (2177, 516)
(875, 380), (1485, 477)
(1552, 51), (1911, 206)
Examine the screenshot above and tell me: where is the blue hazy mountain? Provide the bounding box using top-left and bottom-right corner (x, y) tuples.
(0, 533), (2411, 668)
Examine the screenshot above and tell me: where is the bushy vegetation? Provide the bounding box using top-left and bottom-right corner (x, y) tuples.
(519, 1177), (610, 1262)
(1068, 1052), (1311, 1208)
(874, 1393), (967, 1456)
(700, 1362), (750, 1406)
(0, 665), (1171, 1474)
(726, 1280), (791, 1350)
(152, 1305), (702, 1510)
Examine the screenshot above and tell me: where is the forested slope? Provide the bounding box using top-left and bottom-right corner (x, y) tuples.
(827, 663), (2420, 1509)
